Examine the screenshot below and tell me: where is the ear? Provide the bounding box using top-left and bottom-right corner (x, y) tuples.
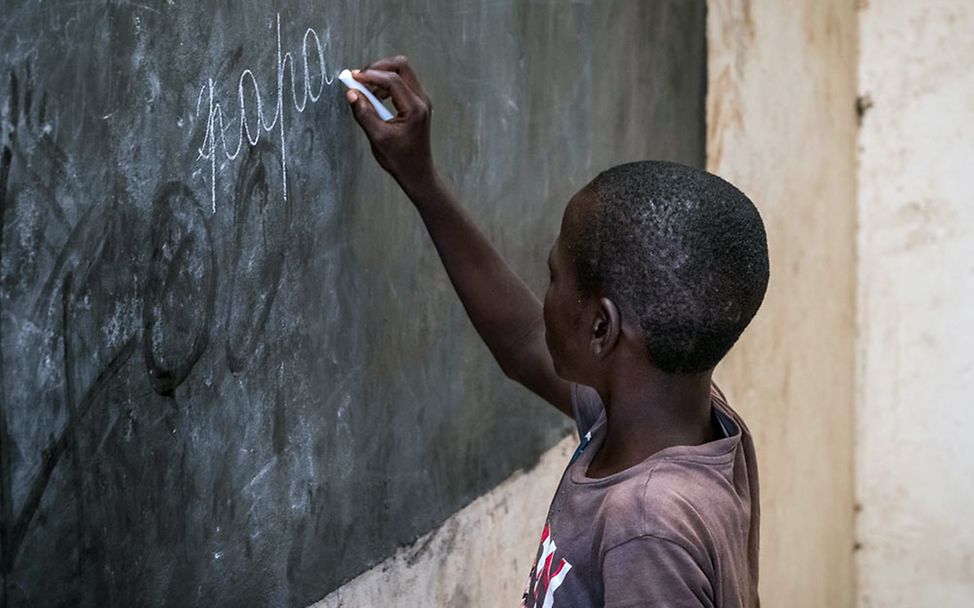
(590, 297), (621, 360)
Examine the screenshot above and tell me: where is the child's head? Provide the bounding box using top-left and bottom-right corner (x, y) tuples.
(543, 161), (769, 382)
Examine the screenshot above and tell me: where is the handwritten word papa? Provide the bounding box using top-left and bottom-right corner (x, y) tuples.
(195, 13), (334, 213)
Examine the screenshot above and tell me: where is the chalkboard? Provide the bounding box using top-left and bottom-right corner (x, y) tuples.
(0, 1), (705, 606)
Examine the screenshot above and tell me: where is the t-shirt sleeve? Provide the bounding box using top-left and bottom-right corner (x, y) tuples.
(602, 536), (715, 608)
(571, 383), (604, 438)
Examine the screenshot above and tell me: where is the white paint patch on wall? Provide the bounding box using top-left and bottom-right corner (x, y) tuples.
(309, 435), (575, 608)
(857, 1), (974, 606)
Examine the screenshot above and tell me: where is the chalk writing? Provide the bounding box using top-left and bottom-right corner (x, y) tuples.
(195, 13), (334, 213)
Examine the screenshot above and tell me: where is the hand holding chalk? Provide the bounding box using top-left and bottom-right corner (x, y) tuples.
(339, 69), (394, 121)
(343, 57), (435, 184)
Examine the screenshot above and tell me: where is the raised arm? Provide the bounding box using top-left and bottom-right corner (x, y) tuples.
(343, 56), (572, 417)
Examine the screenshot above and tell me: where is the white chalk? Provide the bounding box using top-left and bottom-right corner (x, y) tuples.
(338, 69), (394, 121)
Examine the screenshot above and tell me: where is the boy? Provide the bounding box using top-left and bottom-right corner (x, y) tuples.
(344, 56), (767, 607)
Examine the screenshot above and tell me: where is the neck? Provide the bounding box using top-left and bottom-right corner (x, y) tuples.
(587, 363), (716, 478)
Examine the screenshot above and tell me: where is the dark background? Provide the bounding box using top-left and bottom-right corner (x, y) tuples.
(0, 1), (705, 606)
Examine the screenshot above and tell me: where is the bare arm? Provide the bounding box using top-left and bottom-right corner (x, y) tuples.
(344, 56), (572, 416)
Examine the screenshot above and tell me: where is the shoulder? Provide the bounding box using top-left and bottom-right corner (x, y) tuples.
(640, 460), (737, 544)
(597, 464), (707, 543)
(595, 471), (720, 601)
(597, 453), (750, 566)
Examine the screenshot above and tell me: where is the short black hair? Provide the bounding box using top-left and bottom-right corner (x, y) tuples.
(573, 161), (769, 373)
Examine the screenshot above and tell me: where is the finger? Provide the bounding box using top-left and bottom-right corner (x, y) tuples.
(353, 71), (391, 100)
(353, 69), (420, 116)
(364, 55), (428, 102)
(370, 86), (391, 101)
(345, 90), (387, 139)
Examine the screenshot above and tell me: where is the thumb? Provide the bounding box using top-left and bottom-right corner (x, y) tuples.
(347, 90), (385, 138)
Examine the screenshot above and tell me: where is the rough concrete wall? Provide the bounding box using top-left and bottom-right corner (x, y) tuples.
(707, 1), (858, 606)
(856, 1), (974, 606)
(310, 436), (575, 607)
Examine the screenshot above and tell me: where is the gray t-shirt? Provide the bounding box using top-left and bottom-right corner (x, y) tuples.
(521, 383), (760, 607)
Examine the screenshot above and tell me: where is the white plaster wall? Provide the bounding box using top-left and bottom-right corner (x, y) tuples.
(708, 1), (858, 605)
(857, 1), (974, 606)
(310, 436), (575, 607)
